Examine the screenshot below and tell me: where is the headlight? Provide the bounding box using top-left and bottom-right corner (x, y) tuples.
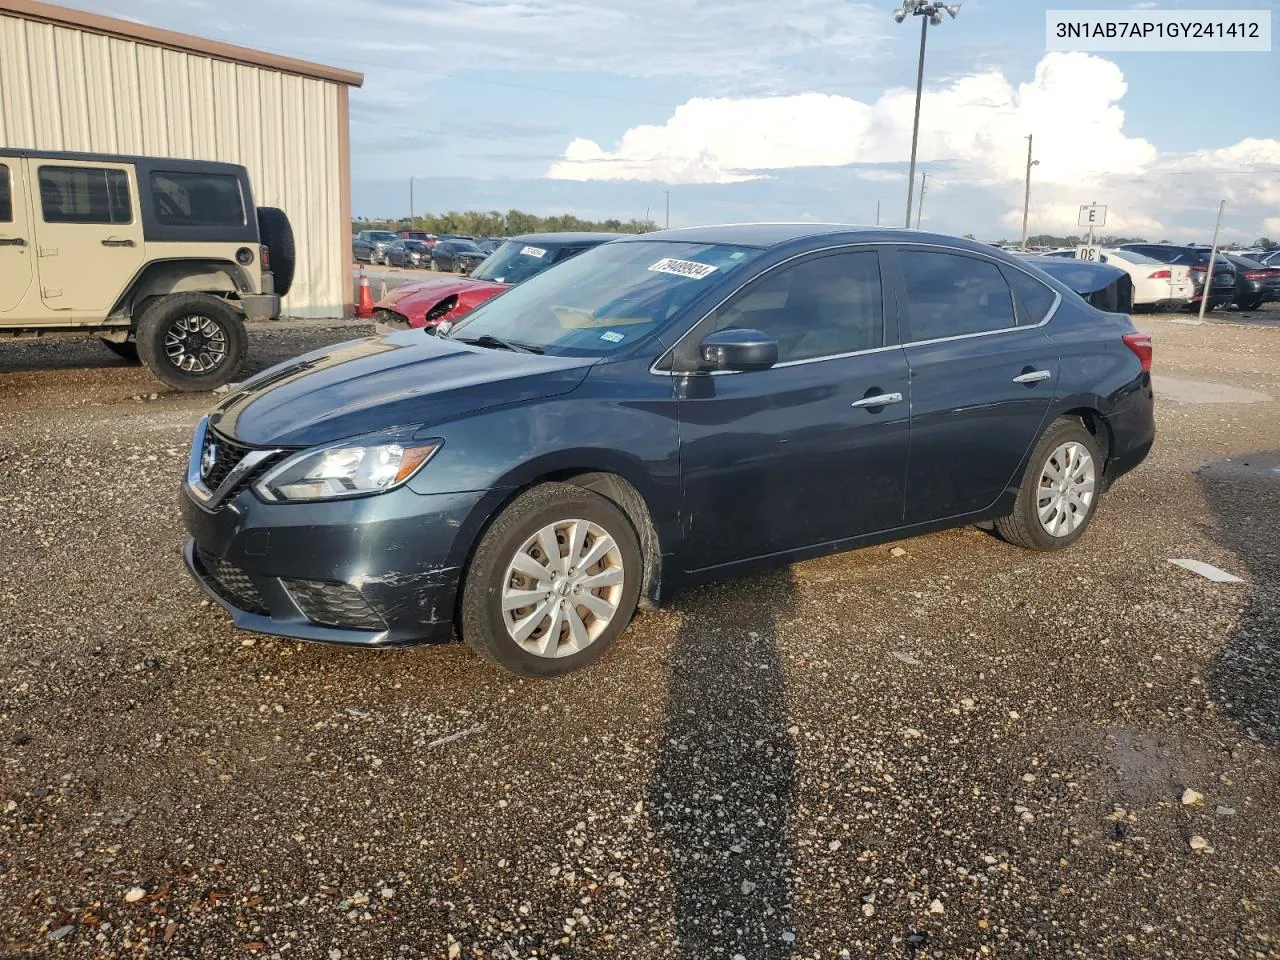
(254, 436), (441, 502)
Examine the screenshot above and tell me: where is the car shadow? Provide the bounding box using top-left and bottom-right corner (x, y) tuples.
(1198, 450), (1280, 746)
(648, 569), (799, 958)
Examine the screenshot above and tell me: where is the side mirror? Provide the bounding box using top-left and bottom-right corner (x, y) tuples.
(698, 328), (779, 372)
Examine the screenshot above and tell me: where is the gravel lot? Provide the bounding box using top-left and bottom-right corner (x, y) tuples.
(2, 312), (1279, 959)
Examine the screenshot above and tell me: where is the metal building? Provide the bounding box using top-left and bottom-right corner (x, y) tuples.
(0, 0), (363, 317)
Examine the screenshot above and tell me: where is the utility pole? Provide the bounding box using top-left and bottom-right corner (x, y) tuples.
(1019, 135), (1039, 252)
(915, 172), (928, 229)
(1198, 199), (1226, 323)
(904, 14), (928, 228)
(664, 190), (670, 229)
(876, 200), (881, 226)
(409, 177), (415, 231)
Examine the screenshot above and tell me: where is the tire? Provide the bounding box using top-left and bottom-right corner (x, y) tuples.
(256, 207), (295, 297)
(99, 339), (140, 364)
(460, 483), (643, 677)
(994, 417), (1104, 551)
(430, 258), (441, 272)
(135, 294), (247, 392)
(1238, 296), (1263, 311)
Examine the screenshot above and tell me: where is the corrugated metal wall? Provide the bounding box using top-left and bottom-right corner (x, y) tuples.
(0, 13), (344, 317)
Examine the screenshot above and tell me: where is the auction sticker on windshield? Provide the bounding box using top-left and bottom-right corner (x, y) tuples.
(520, 246), (548, 258)
(648, 258), (718, 280)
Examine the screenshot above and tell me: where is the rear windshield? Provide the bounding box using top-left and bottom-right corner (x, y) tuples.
(1103, 249), (1161, 265)
(473, 240), (573, 284)
(447, 241), (761, 358)
(150, 171), (245, 227)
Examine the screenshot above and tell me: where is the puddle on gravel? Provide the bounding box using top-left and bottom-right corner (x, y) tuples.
(1197, 451), (1280, 482)
(1155, 376), (1273, 405)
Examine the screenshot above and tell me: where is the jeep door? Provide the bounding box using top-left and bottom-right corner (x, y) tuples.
(0, 158), (34, 318)
(32, 159), (144, 318)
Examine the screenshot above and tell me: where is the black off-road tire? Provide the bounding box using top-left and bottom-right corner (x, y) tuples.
(135, 294), (247, 392)
(460, 483), (643, 677)
(256, 206), (295, 297)
(994, 417), (1104, 551)
(99, 339), (140, 364)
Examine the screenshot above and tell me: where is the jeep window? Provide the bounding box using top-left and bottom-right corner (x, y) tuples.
(150, 171), (245, 227)
(0, 164), (11, 222)
(38, 166), (131, 224)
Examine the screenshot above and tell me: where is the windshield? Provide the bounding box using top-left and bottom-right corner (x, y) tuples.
(448, 240), (482, 254)
(447, 241), (761, 357)
(473, 240), (574, 285)
(367, 231), (398, 242)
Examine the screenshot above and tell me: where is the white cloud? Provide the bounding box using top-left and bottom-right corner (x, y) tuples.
(549, 53), (1158, 185)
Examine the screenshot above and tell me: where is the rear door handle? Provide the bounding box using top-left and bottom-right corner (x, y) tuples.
(0, 237), (25, 246)
(101, 238), (136, 248)
(851, 392), (904, 408)
(1013, 370), (1052, 384)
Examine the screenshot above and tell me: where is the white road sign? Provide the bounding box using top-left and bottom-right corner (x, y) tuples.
(1075, 244), (1103, 261)
(1078, 204), (1108, 228)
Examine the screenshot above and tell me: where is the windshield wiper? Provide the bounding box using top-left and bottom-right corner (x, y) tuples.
(454, 334), (543, 354)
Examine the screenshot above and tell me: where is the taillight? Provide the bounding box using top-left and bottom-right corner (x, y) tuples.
(1122, 332), (1152, 372)
(1245, 271), (1268, 280)
(1148, 269), (1171, 279)
(260, 244), (271, 270)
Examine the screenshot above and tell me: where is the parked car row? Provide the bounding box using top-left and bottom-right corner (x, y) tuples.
(184, 224), (1155, 676)
(354, 231), (517, 269)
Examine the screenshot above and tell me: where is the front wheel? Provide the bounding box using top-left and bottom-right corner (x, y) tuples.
(994, 418), (1103, 550)
(135, 294), (247, 392)
(460, 483), (642, 677)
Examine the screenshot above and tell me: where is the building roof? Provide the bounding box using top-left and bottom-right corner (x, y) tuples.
(0, 0), (364, 86)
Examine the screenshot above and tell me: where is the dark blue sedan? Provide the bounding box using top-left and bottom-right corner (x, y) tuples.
(181, 225), (1155, 676)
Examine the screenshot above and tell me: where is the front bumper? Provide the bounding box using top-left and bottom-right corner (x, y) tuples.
(181, 481), (485, 647)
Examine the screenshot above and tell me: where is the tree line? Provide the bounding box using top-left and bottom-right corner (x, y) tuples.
(353, 210), (657, 237)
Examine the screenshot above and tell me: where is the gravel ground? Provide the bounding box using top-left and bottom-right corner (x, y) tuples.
(2, 312), (1279, 959)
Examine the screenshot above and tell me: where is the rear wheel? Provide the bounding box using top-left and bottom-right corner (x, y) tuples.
(135, 294), (247, 392)
(995, 418), (1103, 551)
(1238, 296), (1264, 311)
(460, 483), (642, 677)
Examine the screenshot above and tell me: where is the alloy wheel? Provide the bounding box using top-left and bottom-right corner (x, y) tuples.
(500, 519), (625, 658)
(163, 315), (228, 374)
(1036, 441), (1096, 537)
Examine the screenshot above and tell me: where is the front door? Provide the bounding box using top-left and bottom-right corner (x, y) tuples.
(674, 247), (911, 571)
(891, 246), (1060, 524)
(0, 159), (34, 317)
(33, 159), (144, 315)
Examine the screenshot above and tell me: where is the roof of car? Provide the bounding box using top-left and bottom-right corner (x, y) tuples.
(508, 232), (628, 244)
(618, 223), (986, 249)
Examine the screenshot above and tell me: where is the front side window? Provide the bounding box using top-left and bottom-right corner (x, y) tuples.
(900, 250), (1015, 340)
(39, 166), (131, 224)
(150, 171), (245, 227)
(673, 250), (884, 369)
(447, 240), (761, 357)
(0, 164), (11, 222)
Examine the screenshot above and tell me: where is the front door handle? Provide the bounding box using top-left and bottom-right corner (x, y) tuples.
(851, 391), (904, 409)
(1013, 369), (1052, 384)
(101, 238), (136, 248)
(0, 237), (25, 246)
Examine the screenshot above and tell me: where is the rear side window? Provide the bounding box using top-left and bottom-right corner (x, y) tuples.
(1001, 266), (1057, 325)
(900, 250), (1015, 340)
(0, 164), (11, 222)
(150, 171), (245, 227)
(38, 166), (131, 224)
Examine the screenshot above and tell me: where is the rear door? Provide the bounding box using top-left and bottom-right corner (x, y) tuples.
(34, 159), (144, 315)
(892, 246), (1060, 524)
(0, 158), (34, 317)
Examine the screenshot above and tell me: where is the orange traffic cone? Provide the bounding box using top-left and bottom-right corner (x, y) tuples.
(355, 266), (374, 319)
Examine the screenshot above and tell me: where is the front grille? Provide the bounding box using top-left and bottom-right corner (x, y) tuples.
(283, 579), (386, 631)
(194, 548), (270, 616)
(199, 429), (285, 503)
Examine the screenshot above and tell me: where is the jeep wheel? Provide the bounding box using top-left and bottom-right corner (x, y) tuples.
(136, 294), (247, 392)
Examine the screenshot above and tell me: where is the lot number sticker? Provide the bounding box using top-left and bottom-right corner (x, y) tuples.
(520, 246), (548, 258)
(648, 258), (718, 280)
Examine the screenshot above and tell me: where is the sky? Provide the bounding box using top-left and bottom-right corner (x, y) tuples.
(84, 0), (1280, 243)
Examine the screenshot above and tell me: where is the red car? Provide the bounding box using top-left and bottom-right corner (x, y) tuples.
(372, 233), (618, 333)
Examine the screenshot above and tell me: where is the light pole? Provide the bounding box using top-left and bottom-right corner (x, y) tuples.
(1019, 136), (1039, 252)
(409, 176), (415, 231)
(915, 171), (928, 229)
(664, 190), (670, 229)
(892, 0), (960, 228)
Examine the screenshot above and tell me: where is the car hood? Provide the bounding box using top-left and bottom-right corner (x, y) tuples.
(375, 275), (506, 310)
(210, 332), (595, 447)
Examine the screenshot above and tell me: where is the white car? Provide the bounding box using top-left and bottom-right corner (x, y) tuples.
(1047, 248), (1196, 310)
